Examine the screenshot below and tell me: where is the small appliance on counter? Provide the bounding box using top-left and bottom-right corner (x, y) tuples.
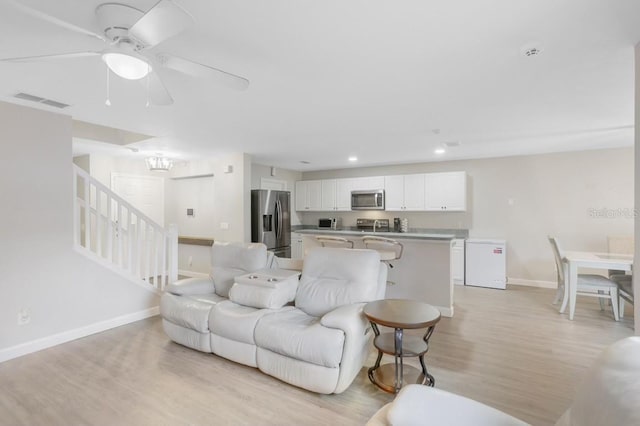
(356, 218), (390, 232)
(393, 218), (401, 232)
(318, 217), (340, 230)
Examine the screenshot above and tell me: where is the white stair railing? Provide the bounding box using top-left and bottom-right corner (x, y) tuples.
(73, 164), (178, 290)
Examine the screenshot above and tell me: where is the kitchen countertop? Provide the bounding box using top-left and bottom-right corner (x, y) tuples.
(291, 225), (468, 240)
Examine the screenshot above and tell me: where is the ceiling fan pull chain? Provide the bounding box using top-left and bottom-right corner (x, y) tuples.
(105, 65), (111, 106)
(146, 64), (150, 107)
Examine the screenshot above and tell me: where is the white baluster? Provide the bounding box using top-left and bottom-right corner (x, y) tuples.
(84, 178), (90, 249)
(127, 209), (133, 273)
(107, 194), (113, 262)
(168, 224), (179, 284)
(96, 190), (102, 258)
(73, 170), (79, 245)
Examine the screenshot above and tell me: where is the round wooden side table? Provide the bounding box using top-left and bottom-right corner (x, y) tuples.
(364, 299), (441, 393)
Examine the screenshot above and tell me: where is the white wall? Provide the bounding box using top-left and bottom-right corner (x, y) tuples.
(0, 101), (159, 361)
(634, 43), (639, 334)
(302, 147), (634, 283)
(251, 163), (303, 225)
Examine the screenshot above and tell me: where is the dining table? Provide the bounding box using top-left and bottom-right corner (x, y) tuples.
(562, 251), (633, 320)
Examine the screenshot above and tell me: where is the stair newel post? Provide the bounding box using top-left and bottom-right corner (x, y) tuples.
(167, 223), (179, 285)
(153, 226), (160, 290)
(116, 201), (123, 267)
(127, 208), (133, 273)
(106, 193), (113, 262)
(96, 189), (102, 258)
(83, 175), (91, 250)
(73, 170), (79, 245)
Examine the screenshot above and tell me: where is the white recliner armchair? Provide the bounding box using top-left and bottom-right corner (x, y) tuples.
(367, 336), (640, 426)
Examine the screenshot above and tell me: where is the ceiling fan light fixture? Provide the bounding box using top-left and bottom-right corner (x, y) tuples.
(102, 52), (151, 80)
(145, 156), (173, 171)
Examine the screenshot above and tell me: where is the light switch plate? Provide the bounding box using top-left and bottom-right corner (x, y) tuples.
(220, 222), (229, 230)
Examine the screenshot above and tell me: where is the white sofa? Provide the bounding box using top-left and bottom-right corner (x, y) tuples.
(160, 242), (387, 394)
(367, 336), (640, 426)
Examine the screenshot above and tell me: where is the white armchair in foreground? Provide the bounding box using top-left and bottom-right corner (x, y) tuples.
(368, 336), (640, 426)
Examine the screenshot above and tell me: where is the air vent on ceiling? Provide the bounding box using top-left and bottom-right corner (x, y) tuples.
(444, 141), (460, 147)
(14, 92), (70, 109)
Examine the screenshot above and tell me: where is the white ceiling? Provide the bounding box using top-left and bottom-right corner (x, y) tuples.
(1, 0), (639, 171)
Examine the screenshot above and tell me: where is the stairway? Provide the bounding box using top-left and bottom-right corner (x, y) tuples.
(73, 164), (178, 291)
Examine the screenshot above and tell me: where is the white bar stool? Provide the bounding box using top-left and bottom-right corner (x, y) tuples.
(362, 236), (403, 286)
(315, 235), (354, 249)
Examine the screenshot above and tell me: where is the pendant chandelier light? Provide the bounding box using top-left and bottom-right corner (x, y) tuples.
(145, 156), (173, 171)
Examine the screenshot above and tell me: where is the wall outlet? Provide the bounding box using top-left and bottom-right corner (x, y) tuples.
(17, 308), (31, 326)
(220, 222), (229, 230)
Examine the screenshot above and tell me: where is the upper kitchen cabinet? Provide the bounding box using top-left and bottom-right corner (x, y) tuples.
(384, 174), (425, 211)
(424, 171), (467, 211)
(321, 179), (352, 211)
(352, 176), (385, 191)
(295, 180), (322, 211)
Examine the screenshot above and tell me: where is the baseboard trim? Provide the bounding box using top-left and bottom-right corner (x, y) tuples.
(0, 306), (159, 364)
(508, 278), (557, 289)
(436, 305), (454, 317)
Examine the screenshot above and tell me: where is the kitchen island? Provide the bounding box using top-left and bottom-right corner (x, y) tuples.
(292, 227), (468, 317)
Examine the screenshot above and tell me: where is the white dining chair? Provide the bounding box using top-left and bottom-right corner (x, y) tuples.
(607, 235), (634, 318)
(548, 236), (619, 321)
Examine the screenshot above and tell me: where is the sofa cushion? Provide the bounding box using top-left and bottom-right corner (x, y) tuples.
(210, 300), (293, 345)
(160, 293), (226, 333)
(254, 309), (345, 368)
(209, 242), (269, 297)
(165, 277), (215, 296)
(210, 266), (246, 298)
(296, 248), (382, 317)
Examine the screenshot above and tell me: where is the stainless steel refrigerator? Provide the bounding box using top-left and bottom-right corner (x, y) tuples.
(251, 189), (291, 258)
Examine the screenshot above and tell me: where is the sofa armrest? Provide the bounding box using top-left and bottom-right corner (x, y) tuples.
(166, 277), (215, 296)
(320, 303), (372, 393)
(320, 303), (368, 335)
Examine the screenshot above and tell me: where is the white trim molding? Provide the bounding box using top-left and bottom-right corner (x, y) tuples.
(507, 277), (557, 289)
(0, 307), (159, 364)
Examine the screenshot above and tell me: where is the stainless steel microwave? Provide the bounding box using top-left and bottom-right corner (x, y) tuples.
(351, 189), (385, 210)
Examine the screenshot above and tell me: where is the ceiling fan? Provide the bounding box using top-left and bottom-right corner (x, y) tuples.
(2, 0), (250, 105)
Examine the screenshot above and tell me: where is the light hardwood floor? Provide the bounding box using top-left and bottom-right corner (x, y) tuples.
(0, 285), (634, 426)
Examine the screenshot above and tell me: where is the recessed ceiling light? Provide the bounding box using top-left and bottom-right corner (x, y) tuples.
(348, 156), (358, 162)
(434, 148), (445, 155)
(300, 160), (310, 164)
(444, 141), (460, 147)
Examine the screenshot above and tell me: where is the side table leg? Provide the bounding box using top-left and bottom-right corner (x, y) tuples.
(394, 327), (403, 393)
(368, 350), (383, 384)
(419, 355), (435, 387)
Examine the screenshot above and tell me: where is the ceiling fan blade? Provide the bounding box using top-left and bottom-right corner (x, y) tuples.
(7, 0), (105, 41)
(129, 0), (194, 48)
(158, 54), (250, 91)
(0, 51), (100, 62)
(141, 71), (174, 106)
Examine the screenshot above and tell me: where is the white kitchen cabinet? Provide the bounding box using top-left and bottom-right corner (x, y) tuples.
(335, 178), (354, 210)
(424, 171), (467, 211)
(451, 238), (465, 285)
(320, 179), (353, 211)
(321, 179), (337, 211)
(291, 232), (304, 259)
(295, 180), (322, 211)
(384, 174), (425, 211)
(353, 176), (385, 191)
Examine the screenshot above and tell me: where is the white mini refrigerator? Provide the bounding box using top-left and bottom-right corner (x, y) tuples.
(465, 239), (506, 289)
